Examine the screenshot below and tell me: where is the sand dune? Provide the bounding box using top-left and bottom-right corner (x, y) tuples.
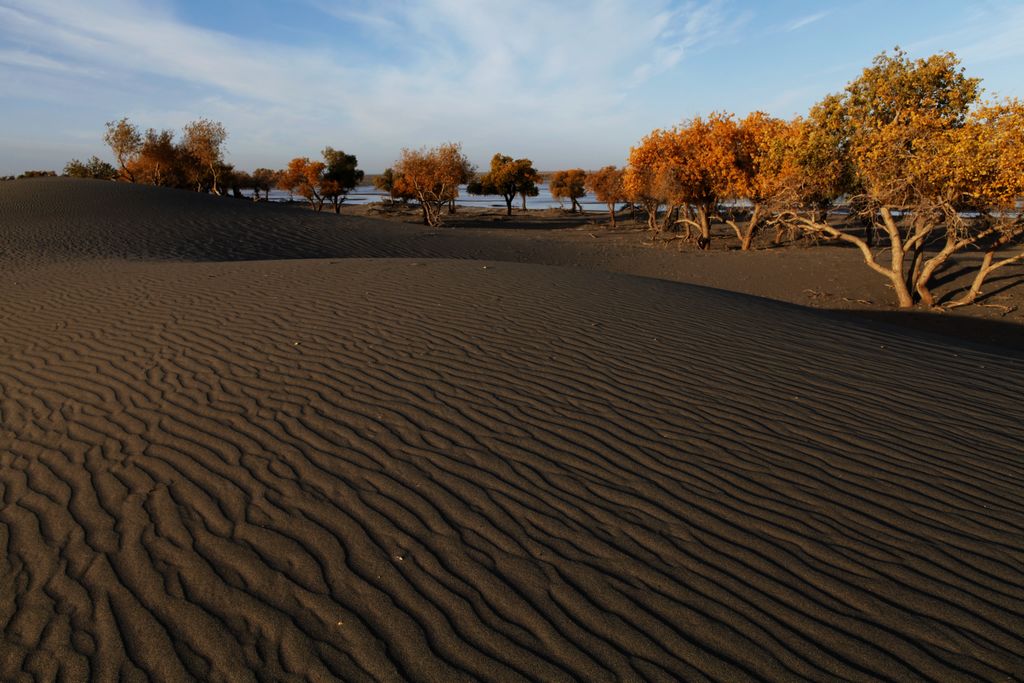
(1, 179), (1023, 680)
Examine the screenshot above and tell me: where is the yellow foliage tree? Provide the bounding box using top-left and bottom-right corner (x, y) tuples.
(586, 166), (625, 227)
(392, 143), (472, 226)
(549, 169), (588, 213)
(724, 113), (795, 250)
(182, 118), (228, 195)
(625, 114), (743, 249)
(623, 129), (672, 233)
(780, 49), (991, 307)
(277, 157), (328, 212)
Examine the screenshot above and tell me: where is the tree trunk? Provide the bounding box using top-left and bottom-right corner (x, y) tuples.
(906, 245), (924, 303)
(784, 208), (917, 308)
(739, 205), (762, 251)
(521, 193), (527, 210)
(914, 234), (954, 308)
(645, 201), (660, 233)
(878, 207), (914, 308)
(946, 229), (1024, 308)
(696, 206), (711, 250)
(607, 203), (616, 228)
(660, 205), (678, 232)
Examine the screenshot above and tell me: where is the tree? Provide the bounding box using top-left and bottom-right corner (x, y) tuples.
(277, 157), (328, 212)
(669, 113), (744, 249)
(373, 168), (397, 201)
(132, 128), (181, 187)
(725, 113), (795, 250)
(779, 49), (986, 307)
(374, 168), (416, 204)
(623, 129), (672, 233)
(104, 118), (142, 182)
(251, 168), (279, 201)
(182, 118), (228, 194)
(321, 147), (364, 214)
(624, 115), (742, 248)
(466, 154), (540, 215)
(549, 169), (588, 213)
(518, 174), (539, 210)
(63, 156), (117, 180)
(915, 99), (1024, 307)
(392, 143), (472, 226)
(586, 166), (626, 227)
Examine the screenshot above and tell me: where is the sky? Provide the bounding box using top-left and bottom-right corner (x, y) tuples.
(1, 0), (1023, 175)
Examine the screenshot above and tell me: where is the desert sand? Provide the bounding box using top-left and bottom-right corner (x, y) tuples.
(1, 178), (1022, 681)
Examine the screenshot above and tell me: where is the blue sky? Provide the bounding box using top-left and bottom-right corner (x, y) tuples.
(1, 0), (1023, 174)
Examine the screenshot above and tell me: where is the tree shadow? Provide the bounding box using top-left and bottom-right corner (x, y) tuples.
(828, 308), (1024, 353)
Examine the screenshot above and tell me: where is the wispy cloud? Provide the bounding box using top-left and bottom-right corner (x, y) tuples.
(0, 0), (747, 170)
(785, 11), (830, 32)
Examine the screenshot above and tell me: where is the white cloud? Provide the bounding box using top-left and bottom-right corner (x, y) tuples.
(784, 11), (829, 32)
(0, 0), (745, 171)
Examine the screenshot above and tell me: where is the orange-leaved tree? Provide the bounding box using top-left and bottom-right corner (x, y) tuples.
(726, 112), (796, 250)
(623, 128), (673, 233)
(779, 49), (989, 307)
(392, 143), (473, 226)
(549, 169), (588, 213)
(278, 157), (328, 212)
(662, 114), (743, 249)
(131, 128), (181, 187)
(914, 98), (1024, 307)
(586, 166), (625, 227)
(467, 154), (540, 215)
(625, 114), (742, 248)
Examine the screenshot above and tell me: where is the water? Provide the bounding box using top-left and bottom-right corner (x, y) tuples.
(243, 183), (627, 213)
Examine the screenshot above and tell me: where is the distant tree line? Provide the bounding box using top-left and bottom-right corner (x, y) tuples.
(27, 47), (1020, 309)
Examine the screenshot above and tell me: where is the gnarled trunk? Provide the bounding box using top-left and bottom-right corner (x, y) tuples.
(878, 207), (914, 308)
(696, 205), (712, 250)
(728, 205), (763, 251)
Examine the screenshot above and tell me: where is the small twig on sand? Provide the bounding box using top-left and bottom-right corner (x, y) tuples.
(977, 303), (1017, 316)
(841, 297), (874, 305)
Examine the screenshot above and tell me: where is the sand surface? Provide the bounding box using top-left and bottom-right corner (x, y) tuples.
(2, 179), (1023, 681)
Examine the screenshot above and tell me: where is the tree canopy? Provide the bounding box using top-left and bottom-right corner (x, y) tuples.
(776, 48), (1015, 307)
(393, 143), (473, 226)
(321, 147), (364, 213)
(549, 169), (587, 213)
(467, 154), (541, 216)
(586, 166), (625, 227)
(277, 157), (329, 212)
(64, 156), (116, 180)
(182, 118), (229, 195)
